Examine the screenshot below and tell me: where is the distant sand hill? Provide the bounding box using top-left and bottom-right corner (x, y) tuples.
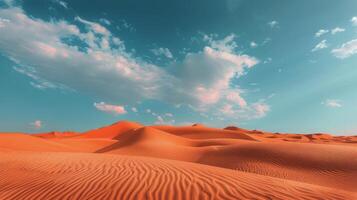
(0, 121), (356, 199)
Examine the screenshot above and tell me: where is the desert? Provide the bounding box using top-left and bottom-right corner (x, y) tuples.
(0, 121), (356, 199)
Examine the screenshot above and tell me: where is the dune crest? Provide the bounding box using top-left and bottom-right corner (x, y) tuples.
(76, 120), (143, 139)
(34, 131), (79, 139)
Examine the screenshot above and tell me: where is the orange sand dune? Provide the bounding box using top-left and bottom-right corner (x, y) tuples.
(0, 152), (355, 200)
(76, 121), (143, 139)
(1, 121), (357, 199)
(34, 131), (80, 139)
(150, 125), (257, 140)
(93, 126), (357, 192)
(0, 133), (78, 152)
(224, 126), (357, 145)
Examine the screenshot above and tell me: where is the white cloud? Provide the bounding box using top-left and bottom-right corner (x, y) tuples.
(0, 6), (266, 121)
(331, 27), (345, 35)
(13, 66), (67, 90)
(322, 99), (342, 108)
(203, 33), (237, 53)
(220, 104), (235, 115)
(2, 0), (14, 6)
(226, 90), (247, 107)
(116, 19), (135, 32)
(151, 47), (173, 58)
(75, 16), (109, 36)
(267, 21), (278, 28)
(154, 115), (175, 125)
(312, 40), (328, 52)
(30, 120), (42, 129)
(165, 113), (173, 117)
(0, 17), (10, 28)
(251, 102), (270, 118)
(315, 29), (329, 37)
(0, 7), (165, 103)
(262, 37), (271, 45)
(146, 109), (151, 113)
(131, 107), (138, 112)
(351, 16), (357, 26)
(169, 45), (258, 109)
(331, 39), (357, 59)
(53, 0), (68, 9)
(218, 101), (270, 120)
(263, 57), (272, 64)
(99, 18), (111, 26)
(94, 102), (127, 115)
(250, 41), (258, 48)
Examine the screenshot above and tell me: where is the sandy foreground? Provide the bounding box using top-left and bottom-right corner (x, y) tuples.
(0, 121), (356, 199)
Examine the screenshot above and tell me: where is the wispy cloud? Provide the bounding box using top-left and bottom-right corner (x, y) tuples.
(331, 39), (357, 59)
(267, 20), (279, 28)
(154, 115), (175, 125)
(116, 19), (135, 32)
(226, 91), (247, 107)
(331, 27), (345, 35)
(315, 29), (329, 37)
(219, 101), (270, 120)
(312, 40), (328, 52)
(322, 99), (342, 108)
(75, 16), (109, 36)
(99, 18), (111, 26)
(151, 47), (173, 59)
(351, 16), (357, 26)
(250, 41), (258, 48)
(53, 0), (68, 9)
(30, 120), (42, 129)
(94, 102), (127, 115)
(13, 66), (67, 90)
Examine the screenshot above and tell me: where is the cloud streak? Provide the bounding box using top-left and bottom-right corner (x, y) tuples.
(315, 29), (329, 37)
(331, 39), (357, 59)
(322, 99), (342, 108)
(94, 102), (127, 115)
(151, 47), (173, 58)
(312, 40), (328, 52)
(331, 27), (345, 35)
(267, 20), (279, 28)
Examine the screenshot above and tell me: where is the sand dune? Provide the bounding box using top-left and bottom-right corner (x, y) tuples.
(0, 121), (356, 199)
(76, 121), (143, 139)
(231, 126), (357, 145)
(93, 126), (357, 192)
(34, 131), (80, 139)
(150, 125), (257, 140)
(0, 152), (355, 200)
(0, 133), (77, 152)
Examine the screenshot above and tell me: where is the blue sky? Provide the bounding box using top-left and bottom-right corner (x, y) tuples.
(1, 0), (357, 135)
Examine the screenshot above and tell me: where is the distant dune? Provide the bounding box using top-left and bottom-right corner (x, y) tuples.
(0, 121), (356, 199)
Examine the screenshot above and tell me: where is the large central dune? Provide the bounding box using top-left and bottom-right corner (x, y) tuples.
(0, 121), (356, 199)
